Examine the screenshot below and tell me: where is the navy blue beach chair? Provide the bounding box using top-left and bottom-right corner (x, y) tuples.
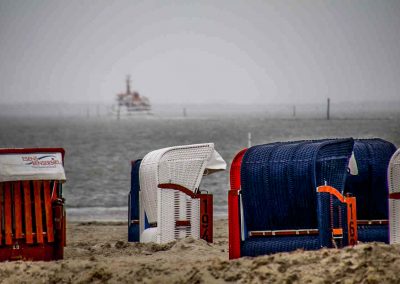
(229, 139), (356, 258)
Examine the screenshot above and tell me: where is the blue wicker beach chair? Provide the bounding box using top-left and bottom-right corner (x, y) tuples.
(229, 139), (356, 258)
(128, 159), (142, 242)
(344, 138), (397, 243)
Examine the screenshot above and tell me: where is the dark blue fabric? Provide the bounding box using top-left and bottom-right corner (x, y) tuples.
(358, 225), (389, 243)
(241, 139), (354, 232)
(241, 235), (321, 256)
(345, 139), (396, 220)
(239, 139), (354, 256)
(128, 159), (142, 242)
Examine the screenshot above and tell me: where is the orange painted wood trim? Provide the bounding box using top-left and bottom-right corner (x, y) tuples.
(316, 185), (345, 203)
(13, 181), (23, 239)
(346, 196), (358, 246)
(4, 182), (13, 245)
(332, 228), (343, 236)
(23, 181), (33, 244)
(33, 181), (44, 244)
(43, 181), (54, 242)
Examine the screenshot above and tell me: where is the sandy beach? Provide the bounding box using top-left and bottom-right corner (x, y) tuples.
(0, 219), (399, 283)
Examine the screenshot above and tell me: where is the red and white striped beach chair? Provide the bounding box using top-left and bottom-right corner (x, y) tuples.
(389, 148), (400, 244)
(0, 148), (66, 261)
(138, 143), (226, 244)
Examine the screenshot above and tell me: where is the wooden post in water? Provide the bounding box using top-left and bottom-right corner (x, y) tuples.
(183, 107), (187, 118)
(327, 98), (330, 120)
(248, 132), (252, 148)
(293, 105), (296, 118)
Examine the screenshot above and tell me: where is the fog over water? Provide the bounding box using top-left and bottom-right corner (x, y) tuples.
(0, 1), (399, 221)
(1, 1), (400, 106)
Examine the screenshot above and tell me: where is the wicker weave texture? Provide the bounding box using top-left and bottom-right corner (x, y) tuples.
(317, 191), (349, 248)
(241, 139), (354, 232)
(389, 149), (400, 244)
(241, 235), (321, 256)
(345, 139), (396, 221)
(358, 225), (389, 243)
(139, 143), (214, 224)
(158, 188), (200, 243)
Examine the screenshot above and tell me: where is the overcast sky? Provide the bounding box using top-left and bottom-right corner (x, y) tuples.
(0, 0), (399, 105)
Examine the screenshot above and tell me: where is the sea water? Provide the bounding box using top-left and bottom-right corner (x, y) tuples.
(0, 106), (399, 221)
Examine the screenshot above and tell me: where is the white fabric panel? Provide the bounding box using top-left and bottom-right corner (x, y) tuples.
(0, 152), (66, 182)
(389, 149), (400, 244)
(348, 151), (358, 176)
(204, 150), (227, 175)
(139, 147), (170, 224)
(139, 191), (145, 241)
(139, 143), (215, 224)
(158, 188), (200, 244)
(141, 228), (157, 243)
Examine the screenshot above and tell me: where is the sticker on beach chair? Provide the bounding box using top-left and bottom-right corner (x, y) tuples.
(0, 152), (66, 182)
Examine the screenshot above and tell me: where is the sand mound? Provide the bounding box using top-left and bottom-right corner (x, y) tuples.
(0, 220), (400, 283)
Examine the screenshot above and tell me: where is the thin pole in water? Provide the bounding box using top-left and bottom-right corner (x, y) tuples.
(327, 98), (330, 120)
(293, 105), (296, 118)
(248, 132), (252, 148)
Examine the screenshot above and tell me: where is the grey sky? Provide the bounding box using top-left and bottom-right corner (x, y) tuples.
(0, 0), (399, 105)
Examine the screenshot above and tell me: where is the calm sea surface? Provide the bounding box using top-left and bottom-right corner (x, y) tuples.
(0, 109), (399, 221)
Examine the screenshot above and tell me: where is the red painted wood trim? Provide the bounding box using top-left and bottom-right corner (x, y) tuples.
(43, 181), (54, 242)
(229, 148), (247, 192)
(33, 181), (44, 244)
(200, 194), (213, 243)
(0, 183), (3, 245)
(228, 148), (247, 259)
(23, 181), (33, 244)
(389, 193), (400, 199)
(175, 220), (191, 227)
(4, 182), (13, 245)
(14, 181), (23, 239)
(357, 220), (388, 225)
(249, 229), (319, 237)
(51, 181), (58, 200)
(0, 148), (65, 160)
(158, 183), (198, 198)
(317, 185), (345, 203)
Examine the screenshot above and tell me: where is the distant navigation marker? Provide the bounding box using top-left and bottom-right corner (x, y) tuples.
(327, 98), (330, 120)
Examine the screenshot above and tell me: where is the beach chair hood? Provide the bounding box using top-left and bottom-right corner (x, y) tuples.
(0, 148), (66, 182)
(139, 143), (225, 225)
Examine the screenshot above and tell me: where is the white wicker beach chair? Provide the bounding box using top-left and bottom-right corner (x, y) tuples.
(389, 148), (400, 244)
(138, 143), (226, 243)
